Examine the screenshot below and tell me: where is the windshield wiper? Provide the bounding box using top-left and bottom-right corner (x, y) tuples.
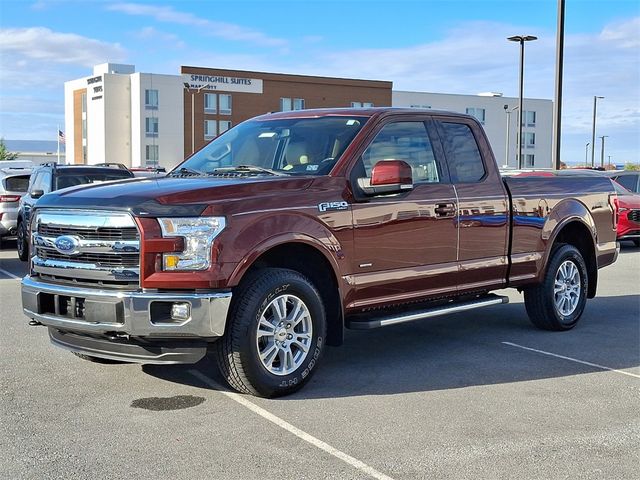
(168, 167), (202, 177)
(209, 165), (287, 177)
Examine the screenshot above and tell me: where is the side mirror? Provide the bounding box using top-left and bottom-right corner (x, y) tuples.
(357, 160), (413, 195)
(30, 189), (44, 199)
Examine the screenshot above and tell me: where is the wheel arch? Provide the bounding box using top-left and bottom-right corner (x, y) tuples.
(545, 218), (598, 298)
(229, 236), (344, 346)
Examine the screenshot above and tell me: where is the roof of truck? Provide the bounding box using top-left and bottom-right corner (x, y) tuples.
(253, 107), (471, 121)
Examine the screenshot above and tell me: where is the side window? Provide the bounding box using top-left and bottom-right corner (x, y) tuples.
(33, 171), (52, 193)
(28, 172), (41, 192)
(360, 121), (441, 183)
(439, 122), (485, 183)
(614, 175), (637, 192)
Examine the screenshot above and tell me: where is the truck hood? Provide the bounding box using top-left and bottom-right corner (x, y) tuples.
(35, 175), (314, 216)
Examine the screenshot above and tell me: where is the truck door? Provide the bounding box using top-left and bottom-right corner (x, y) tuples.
(348, 119), (458, 310)
(435, 117), (510, 292)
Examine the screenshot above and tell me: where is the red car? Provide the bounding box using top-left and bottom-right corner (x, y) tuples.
(612, 181), (640, 246)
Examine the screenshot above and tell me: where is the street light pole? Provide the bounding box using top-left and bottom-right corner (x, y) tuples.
(585, 142), (589, 164)
(600, 135), (608, 168)
(508, 35), (538, 169)
(591, 95), (604, 167)
(504, 105), (518, 168)
(552, 0), (565, 170)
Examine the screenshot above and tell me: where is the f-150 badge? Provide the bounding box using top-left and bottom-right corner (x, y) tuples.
(318, 201), (349, 212)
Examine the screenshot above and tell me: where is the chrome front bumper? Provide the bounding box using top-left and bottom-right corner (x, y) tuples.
(21, 276), (232, 338)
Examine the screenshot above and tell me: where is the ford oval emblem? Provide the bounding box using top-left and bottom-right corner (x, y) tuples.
(54, 235), (80, 255)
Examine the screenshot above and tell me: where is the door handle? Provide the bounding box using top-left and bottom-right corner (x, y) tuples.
(434, 203), (456, 217)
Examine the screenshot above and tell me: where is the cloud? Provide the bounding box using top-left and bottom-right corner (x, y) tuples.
(0, 27), (126, 66)
(107, 2), (288, 47)
(134, 26), (186, 49)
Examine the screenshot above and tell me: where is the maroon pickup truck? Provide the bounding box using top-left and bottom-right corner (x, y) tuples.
(21, 108), (619, 397)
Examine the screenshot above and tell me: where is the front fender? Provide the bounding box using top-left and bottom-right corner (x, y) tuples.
(224, 212), (346, 287)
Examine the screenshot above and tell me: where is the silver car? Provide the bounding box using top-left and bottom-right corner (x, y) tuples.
(0, 166), (32, 247)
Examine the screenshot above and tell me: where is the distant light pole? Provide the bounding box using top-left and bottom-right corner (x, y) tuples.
(552, 0), (565, 170)
(504, 104), (519, 167)
(183, 82), (211, 155)
(599, 135), (609, 168)
(590, 95), (604, 167)
(508, 34), (538, 169)
(585, 142), (590, 164)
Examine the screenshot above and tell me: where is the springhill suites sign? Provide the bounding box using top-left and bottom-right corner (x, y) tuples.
(183, 74), (263, 94)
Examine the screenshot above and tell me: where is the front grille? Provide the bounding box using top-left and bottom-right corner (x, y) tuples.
(36, 248), (139, 268)
(31, 210), (141, 289)
(38, 224), (139, 240)
(628, 209), (640, 223)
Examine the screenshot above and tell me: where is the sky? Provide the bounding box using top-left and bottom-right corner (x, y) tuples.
(0, 0), (639, 165)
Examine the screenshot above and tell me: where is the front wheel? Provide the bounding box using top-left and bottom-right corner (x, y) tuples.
(524, 244), (588, 331)
(16, 221), (29, 261)
(215, 268), (327, 398)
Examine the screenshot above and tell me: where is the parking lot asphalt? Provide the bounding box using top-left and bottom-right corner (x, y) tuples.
(1, 241), (638, 480)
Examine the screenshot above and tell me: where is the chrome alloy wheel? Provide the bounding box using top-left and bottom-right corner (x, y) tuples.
(553, 260), (581, 316)
(256, 294), (313, 376)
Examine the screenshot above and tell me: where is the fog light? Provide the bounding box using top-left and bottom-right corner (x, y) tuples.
(171, 302), (191, 321)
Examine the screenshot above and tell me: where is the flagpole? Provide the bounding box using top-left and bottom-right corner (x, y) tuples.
(57, 125), (60, 164)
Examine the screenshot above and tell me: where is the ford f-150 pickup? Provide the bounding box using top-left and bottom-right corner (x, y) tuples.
(21, 108), (619, 397)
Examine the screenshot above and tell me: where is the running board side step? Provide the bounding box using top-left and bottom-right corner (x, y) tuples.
(346, 294), (509, 330)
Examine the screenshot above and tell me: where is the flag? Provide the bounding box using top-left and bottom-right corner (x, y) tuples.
(58, 130), (65, 145)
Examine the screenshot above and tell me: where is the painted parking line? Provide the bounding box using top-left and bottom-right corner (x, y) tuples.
(503, 342), (640, 379)
(189, 370), (395, 480)
(0, 267), (21, 280)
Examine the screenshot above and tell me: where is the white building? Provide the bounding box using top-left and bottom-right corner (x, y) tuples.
(64, 63), (184, 169)
(63, 64), (553, 171)
(393, 91), (553, 169)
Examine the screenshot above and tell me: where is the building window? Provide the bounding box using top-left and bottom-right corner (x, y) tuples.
(219, 120), (232, 134)
(351, 102), (362, 108)
(204, 120), (217, 139)
(524, 132), (535, 148)
(146, 145), (159, 164)
(219, 94), (232, 115)
(145, 117), (158, 137)
(410, 104), (431, 109)
(523, 110), (536, 127)
(466, 107), (486, 124)
(293, 98), (305, 110)
(525, 154), (535, 167)
(204, 93), (217, 114)
(145, 89), (158, 109)
(363, 102), (374, 107)
(280, 98), (292, 111)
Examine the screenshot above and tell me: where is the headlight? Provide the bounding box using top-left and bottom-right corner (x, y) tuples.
(158, 217), (226, 271)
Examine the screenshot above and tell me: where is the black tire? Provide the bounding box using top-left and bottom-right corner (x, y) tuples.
(215, 268), (327, 398)
(72, 352), (127, 364)
(524, 244), (588, 331)
(16, 220), (29, 261)
(633, 239), (640, 248)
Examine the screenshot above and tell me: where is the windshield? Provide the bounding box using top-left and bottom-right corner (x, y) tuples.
(175, 116), (369, 176)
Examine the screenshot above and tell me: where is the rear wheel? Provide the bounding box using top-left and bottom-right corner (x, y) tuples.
(524, 244), (588, 331)
(215, 268), (327, 398)
(16, 221), (29, 261)
(633, 239), (640, 248)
